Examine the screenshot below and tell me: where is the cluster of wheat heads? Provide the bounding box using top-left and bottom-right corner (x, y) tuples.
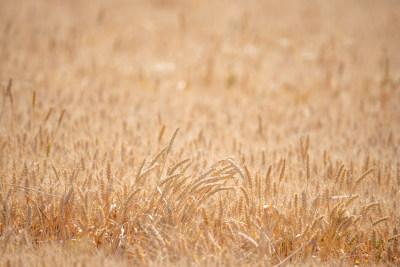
(1, 91), (400, 266)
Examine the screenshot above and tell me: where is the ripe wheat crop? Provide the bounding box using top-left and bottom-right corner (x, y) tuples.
(1, 0), (400, 266)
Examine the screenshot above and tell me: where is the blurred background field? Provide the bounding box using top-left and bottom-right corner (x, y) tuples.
(1, 0), (400, 266)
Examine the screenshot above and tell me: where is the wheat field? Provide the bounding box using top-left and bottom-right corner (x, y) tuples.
(1, 0), (400, 266)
